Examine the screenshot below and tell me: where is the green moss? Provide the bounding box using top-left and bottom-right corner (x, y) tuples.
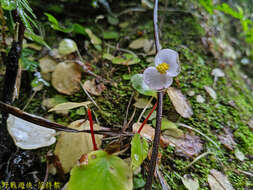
(234, 126), (253, 154)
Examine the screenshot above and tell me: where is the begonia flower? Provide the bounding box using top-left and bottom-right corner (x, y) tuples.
(143, 49), (180, 90)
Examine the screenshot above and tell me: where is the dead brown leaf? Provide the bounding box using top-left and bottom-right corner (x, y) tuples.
(132, 122), (167, 146)
(218, 128), (236, 150)
(163, 133), (203, 157)
(52, 62), (81, 95)
(208, 169), (234, 190)
(54, 119), (102, 173)
(167, 87), (193, 118)
(39, 56), (57, 73)
(82, 79), (106, 96)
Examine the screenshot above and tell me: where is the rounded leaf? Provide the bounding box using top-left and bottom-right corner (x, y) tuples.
(68, 150), (132, 190)
(58, 39), (78, 55)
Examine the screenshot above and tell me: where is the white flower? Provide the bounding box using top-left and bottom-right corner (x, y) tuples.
(143, 49), (180, 90)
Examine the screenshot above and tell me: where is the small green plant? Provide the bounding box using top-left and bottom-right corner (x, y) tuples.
(199, 1), (253, 45)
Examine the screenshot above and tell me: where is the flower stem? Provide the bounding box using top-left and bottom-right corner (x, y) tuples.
(145, 0), (163, 189)
(137, 102), (157, 134)
(87, 108), (98, 151)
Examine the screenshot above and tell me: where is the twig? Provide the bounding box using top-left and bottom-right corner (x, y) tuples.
(118, 7), (147, 16)
(0, 101), (133, 137)
(156, 167), (171, 190)
(185, 151), (215, 169)
(123, 93), (134, 127)
(23, 91), (37, 111)
(122, 107), (136, 131)
(40, 160), (49, 190)
(80, 82), (100, 110)
(73, 60), (113, 85)
(104, 42), (137, 57)
(177, 123), (220, 149)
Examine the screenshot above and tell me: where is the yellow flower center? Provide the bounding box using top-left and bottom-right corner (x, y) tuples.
(156, 62), (169, 74)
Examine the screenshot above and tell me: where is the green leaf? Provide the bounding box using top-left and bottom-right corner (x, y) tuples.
(103, 31), (119, 39)
(1, 0), (16, 10)
(20, 48), (38, 72)
(85, 28), (102, 45)
(72, 24), (87, 35)
(25, 32), (50, 49)
(131, 133), (149, 171)
(152, 118), (184, 138)
(131, 74), (156, 97)
(45, 13), (73, 33)
(68, 150), (132, 190)
(199, 0), (214, 14)
(111, 54), (140, 66)
(216, 3), (243, 19)
(58, 38), (78, 55)
(103, 53), (115, 61)
(107, 15), (119, 25)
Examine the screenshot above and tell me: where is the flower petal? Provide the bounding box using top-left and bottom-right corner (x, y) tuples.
(143, 67), (173, 90)
(155, 49), (180, 77)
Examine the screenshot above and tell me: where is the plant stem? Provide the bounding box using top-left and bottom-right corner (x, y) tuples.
(145, 0), (163, 189)
(87, 108), (98, 151)
(138, 102), (157, 133)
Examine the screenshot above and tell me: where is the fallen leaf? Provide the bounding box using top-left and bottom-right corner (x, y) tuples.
(167, 87), (193, 118)
(208, 169), (234, 190)
(82, 79), (106, 96)
(156, 168), (171, 190)
(234, 148), (245, 161)
(42, 95), (68, 109)
(129, 38), (149, 49)
(211, 68), (225, 86)
(52, 62), (81, 95)
(218, 128), (236, 150)
(132, 122), (154, 141)
(133, 98), (152, 109)
(164, 133), (203, 157)
(49, 101), (91, 112)
(143, 40), (156, 55)
(54, 120), (102, 173)
(58, 39), (78, 56)
(182, 174), (199, 190)
(7, 114), (56, 149)
(39, 56), (57, 73)
(204, 86), (217, 100)
(68, 150), (132, 190)
(132, 122), (167, 145)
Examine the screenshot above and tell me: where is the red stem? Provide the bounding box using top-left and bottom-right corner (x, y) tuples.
(138, 102), (157, 133)
(87, 108), (98, 150)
